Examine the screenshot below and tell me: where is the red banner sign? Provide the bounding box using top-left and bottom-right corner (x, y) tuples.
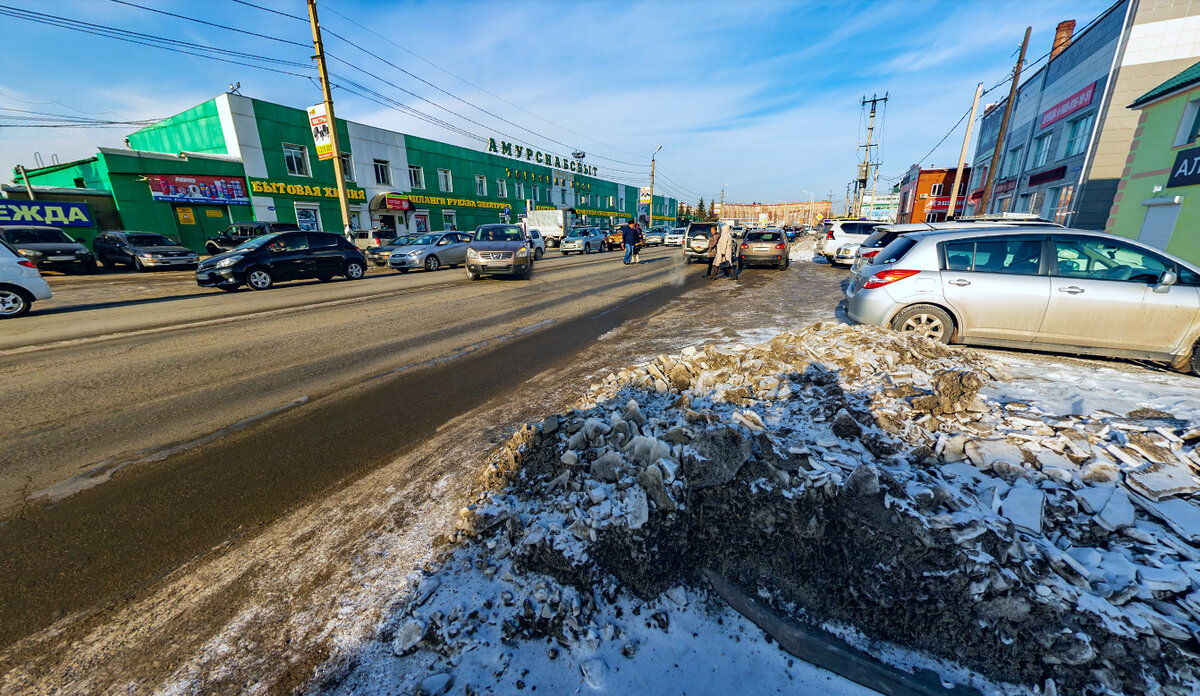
(385, 194), (414, 211)
(147, 174), (250, 205)
(924, 196), (967, 212)
(1040, 82), (1096, 129)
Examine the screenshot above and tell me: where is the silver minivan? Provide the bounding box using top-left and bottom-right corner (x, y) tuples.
(844, 226), (1200, 374)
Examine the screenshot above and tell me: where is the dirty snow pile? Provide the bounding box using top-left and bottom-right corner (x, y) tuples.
(321, 322), (1200, 696)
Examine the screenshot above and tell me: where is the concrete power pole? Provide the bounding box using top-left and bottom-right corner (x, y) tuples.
(979, 27), (1030, 215)
(856, 93), (888, 217)
(947, 82), (983, 221)
(307, 0), (352, 234)
(647, 145), (662, 227)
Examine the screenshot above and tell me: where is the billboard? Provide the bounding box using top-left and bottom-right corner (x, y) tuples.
(1040, 82), (1096, 130)
(639, 186), (652, 204)
(0, 200), (93, 227)
(308, 103), (333, 160)
(147, 174), (250, 205)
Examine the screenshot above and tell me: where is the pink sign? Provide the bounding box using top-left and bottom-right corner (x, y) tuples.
(924, 196), (967, 212)
(1040, 82), (1096, 129)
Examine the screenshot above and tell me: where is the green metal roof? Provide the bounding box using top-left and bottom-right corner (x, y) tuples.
(1130, 59), (1200, 108)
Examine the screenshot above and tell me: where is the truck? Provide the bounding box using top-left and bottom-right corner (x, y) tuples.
(523, 209), (573, 248)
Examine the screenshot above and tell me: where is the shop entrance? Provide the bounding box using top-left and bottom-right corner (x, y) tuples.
(173, 204), (229, 251)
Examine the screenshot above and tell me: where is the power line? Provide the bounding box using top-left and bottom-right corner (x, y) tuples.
(109, 0), (308, 48)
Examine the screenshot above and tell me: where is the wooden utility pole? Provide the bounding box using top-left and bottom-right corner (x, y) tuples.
(947, 82), (983, 220)
(979, 27), (1030, 215)
(16, 165), (36, 200)
(307, 0), (352, 234)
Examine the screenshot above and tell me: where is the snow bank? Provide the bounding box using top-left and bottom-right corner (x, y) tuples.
(321, 323), (1200, 696)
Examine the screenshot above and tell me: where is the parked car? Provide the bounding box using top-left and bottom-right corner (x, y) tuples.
(738, 229), (790, 269)
(605, 228), (624, 251)
(560, 227), (604, 255)
(196, 231), (366, 291)
(817, 219), (885, 266)
(366, 235), (417, 266)
(92, 230), (199, 271)
(645, 227), (669, 246)
(0, 239), (52, 317)
(664, 227), (686, 246)
(349, 228), (390, 250)
(848, 220), (1065, 281)
(204, 222), (300, 255)
(465, 224), (535, 280)
(387, 232), (472, 272)
(844, 227), (1200, 374)
(526, 228), (546, 260)
(682, 221), (718, 263)
(0, 225), (95, 273)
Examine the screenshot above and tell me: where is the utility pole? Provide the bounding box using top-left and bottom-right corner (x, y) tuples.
(856, 93), (888, 217)
(719, 184), (726, 222)
(307, 0), (352, 234)
(947, 82), (983, 221)
(16, 165), (35, 200)
(647, 145), (662, 227)
(979, 27), (1030, 215)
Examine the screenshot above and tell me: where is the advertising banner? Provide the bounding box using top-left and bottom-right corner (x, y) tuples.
(639, 187), (652, 204)
(0, 200), (93, 227)
(1167, 146), (1200, 188)
(923, 196), (968, 213)
(148, 174), (250, 205)
(308, 103), (333, 160)
(1040, 82), (1096, 130)
(384, 193), (414, 211)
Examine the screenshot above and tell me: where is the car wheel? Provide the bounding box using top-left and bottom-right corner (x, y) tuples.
(1189, 338), (1200, 377)
(467, 268), (480, 281)
(133, 257), (147, 272)
(344, 260), (366, 280)
(425, 255), (440, 272)
(584, 244), (591, 254)
(247, 267), (274, 291)
(534, 248), (543, 260)
(0, 287), (31, 318)
(891, 305), (954, 344)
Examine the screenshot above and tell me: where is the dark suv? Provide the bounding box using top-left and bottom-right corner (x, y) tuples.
(205, 222), (300, 255)
(196, 231), (366, 291)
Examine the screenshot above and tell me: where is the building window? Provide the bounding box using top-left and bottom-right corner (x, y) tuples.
(339, 154), (355, 182)
(532, 186), (539, 202)
(924, 211), (941, 223)
(473, 175), (486, 197)
(1175, 98), (1200, 147)
(929, 183), (943, 197)
(560, 188), (567, 204)
(515, 181), (524, 199)
(496, 179), (507, 198)
(295, 203), (321, 231)
(438, 168), (453, 192)
(408, 165), (424, 189)
(1047, 185), (1074, 224)
(374, 159), (391, 186)
(1031, 134), (1051, 168)
(442, 210), (457, 231)
(1063, 114), (1093, 158)
(1003, 146), (1023, 177)
(995, 196), (1011, 214)
(283, 143), (309, 177)
(958, 181), (967, 196)
(1027, 190), (1044, 216)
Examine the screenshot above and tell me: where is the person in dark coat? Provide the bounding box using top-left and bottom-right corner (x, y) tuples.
(621, 219), (639, 265)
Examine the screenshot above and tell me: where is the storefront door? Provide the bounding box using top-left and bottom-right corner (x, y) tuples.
(173, 204), (228, 251)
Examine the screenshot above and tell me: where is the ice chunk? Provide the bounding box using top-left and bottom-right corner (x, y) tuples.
(965, 439), (1026, 471)
(1125, 461), (1200, 501)
(1131, 496), (1200, 543)
(1094, 488), (1135, 531)
(1000, 483), (1045, 534)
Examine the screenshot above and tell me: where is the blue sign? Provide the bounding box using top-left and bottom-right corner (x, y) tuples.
(0, 200), (93, 227)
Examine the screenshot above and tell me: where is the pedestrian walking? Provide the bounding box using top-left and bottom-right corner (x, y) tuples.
(703, 228), (719, 278)
(714, 223), (740, 281)
(632, 223), (645, 263)
(620, 219), (638, 265)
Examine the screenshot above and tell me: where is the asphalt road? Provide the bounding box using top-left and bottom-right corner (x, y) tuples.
(0, 244), (699, 650)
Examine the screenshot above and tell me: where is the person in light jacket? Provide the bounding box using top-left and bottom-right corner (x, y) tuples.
(714, 223), (739, 280)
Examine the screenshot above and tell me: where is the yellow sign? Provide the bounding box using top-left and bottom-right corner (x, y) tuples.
(205, 209), (224, 217)
(307, 104), (333, 161)
(639, 186), (652, 204)
(176, 207), (196, 224)
(248, 178), (366, 200)
(397, 194), (508, 210)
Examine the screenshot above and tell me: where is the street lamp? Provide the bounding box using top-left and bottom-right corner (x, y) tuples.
(647, 145), (662, 227)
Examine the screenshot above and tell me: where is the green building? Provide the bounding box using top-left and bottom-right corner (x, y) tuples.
(1108, 60), (1200, 265)
(10, 93), (677, 252)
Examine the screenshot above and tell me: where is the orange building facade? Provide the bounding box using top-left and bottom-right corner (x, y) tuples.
(897, 165), (971, 223)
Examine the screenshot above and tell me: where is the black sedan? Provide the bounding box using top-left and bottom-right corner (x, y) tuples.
(92, 231), (199, 271)
(0, 225), (96, 273)
(196, 231), (367, 291)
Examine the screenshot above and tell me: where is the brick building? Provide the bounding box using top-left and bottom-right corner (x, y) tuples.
(896, 165), (971, 223)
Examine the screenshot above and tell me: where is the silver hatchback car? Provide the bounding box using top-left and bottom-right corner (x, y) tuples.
(845, 226), (1200, 374)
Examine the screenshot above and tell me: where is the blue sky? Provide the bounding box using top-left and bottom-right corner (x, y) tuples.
(1, 0), (1107, 208)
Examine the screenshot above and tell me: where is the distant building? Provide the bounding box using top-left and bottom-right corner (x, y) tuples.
(897, 166), (970, 223)
(967, 0), (1200, 228)
(862, 186), (901, 222)
(1108, 59), (1200, 265)
(719, 200), (832, 227)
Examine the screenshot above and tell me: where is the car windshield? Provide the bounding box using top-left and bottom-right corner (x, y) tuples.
(5, 228), (71, 244)
(125, 233), (176, 246)
(746, 232), (782, 242)
(388, 236), (413, 245)
(688, 224), (715, 236)
(474, 226), (523, 242)
(408, 234), (441, 246)
(567, 229), (590, 238)
(232, 234), (277, 251)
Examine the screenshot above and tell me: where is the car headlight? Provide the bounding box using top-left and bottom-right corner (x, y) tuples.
(467, 248), (480, 260)
(140, 252), (162, 259)
(516, 247), (528, 258)
(408, 250), (421, 257)
(216, 254), (243, 268)
(17, 248), (41, 258)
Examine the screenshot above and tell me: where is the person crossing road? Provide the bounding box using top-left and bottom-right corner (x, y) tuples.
(620, 219), (639, 265)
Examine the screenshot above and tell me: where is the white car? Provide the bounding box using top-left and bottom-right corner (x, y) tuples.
(664, 227), (686, 246)
(526, 228), (547, 260)
(0, 239), (52, 318)
(560, 227), (604, 255)
(816, 219), (885, 266)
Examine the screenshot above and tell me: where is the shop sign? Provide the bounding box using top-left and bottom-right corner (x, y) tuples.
(0, 200), (92, 227)
(639, 187), (652, 204)
(176, 207), (196, 224)
(205, 209), (224, 217)
(395, 193), (508, 210)
(248, 178), (366, 200)
(575, 207), (621, 218)
(307, 104), (333, 160)
(487, 137), (597, 176)
(994, 179), (1017, 195)
(148, 174), (250, 205)
(1028, 165), (1067, 187)
(1040, 82), (1096, 129)
(384, 194), (413, 211)
(923, 196), (967, 212)
(1167, 146), (1200, 188)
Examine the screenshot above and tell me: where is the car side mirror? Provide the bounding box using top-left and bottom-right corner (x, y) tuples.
(1154, 270), (1178, 293)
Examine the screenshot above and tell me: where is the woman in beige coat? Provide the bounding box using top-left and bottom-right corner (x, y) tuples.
(714, 224), (739, 280)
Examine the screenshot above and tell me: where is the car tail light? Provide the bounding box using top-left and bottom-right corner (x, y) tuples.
(825, 230), (835, 239)
(863, 269), (920, 288)
(775, 243), (786, 249)
(18, 259), (36, 268)
(861, 249), (881, 259)
(740, 243), (748, 249)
